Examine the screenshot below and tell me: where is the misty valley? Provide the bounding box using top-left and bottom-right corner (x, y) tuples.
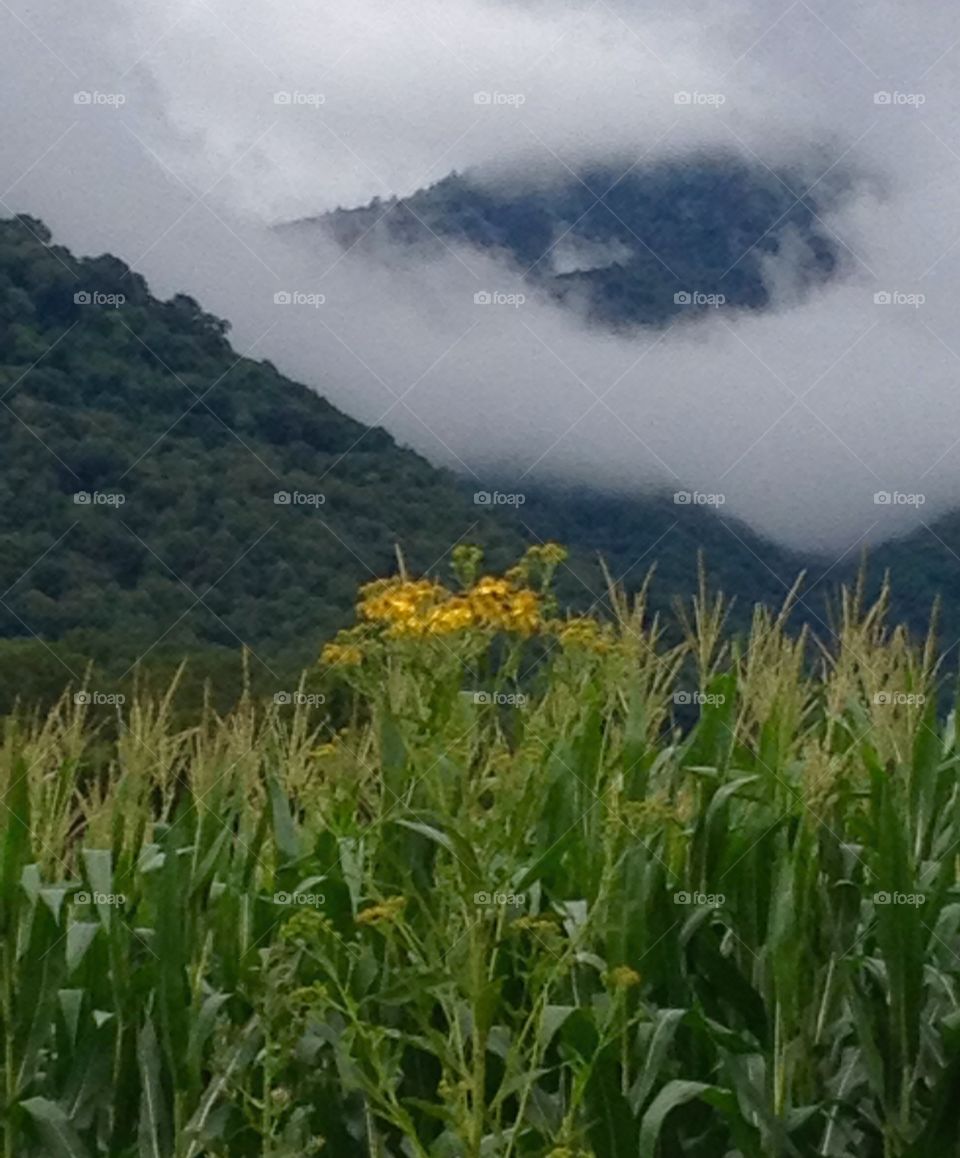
(2, 1), (960, 1154)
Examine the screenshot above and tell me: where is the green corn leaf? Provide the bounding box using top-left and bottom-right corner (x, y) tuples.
(20, 1097), (90, 1158)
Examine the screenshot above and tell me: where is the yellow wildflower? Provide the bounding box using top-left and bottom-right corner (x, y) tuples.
(358, 578), (447, 628)
(466, 577), (542, 635)
(356, 895), (407, 927)
(321, 642), (364, 666)
(425, 597), (475, 634)
(553, 616), (611, 653)
(608, 965), (642, 989)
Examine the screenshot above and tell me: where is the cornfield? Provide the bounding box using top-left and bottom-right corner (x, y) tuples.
(1, 547), (959, 1156)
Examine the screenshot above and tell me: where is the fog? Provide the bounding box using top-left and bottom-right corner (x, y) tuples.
(2, 0), (960, 552)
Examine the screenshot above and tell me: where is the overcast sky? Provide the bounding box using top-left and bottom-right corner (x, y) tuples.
(2, 0), (960, 554)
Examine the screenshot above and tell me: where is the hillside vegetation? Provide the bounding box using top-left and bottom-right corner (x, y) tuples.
(3, 212), (960, 719)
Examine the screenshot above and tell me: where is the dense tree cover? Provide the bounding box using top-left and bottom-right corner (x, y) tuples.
(0, 214), (528, 709)
(1, 212), (957, 716)
(296, 159), (839, 327)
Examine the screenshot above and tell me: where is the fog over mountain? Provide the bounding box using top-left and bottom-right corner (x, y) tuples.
(2, 0), (959, 552)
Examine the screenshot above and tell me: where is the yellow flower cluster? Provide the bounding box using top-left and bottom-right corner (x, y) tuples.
(550, 615), (613, 654)
(320, 641), (364, 666)
(318, 543), (605, 668)
(356, 895), (407, 927)
(357, 578), (446, 634)
(607, 964), (642, 989)
(355, 573), (541, 639)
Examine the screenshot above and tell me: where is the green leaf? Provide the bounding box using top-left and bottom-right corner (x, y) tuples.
(266, 775), (299, 864)
(66, 922), (99, 973)
(20, 1097), (91, 1158)
(628, 1009), (688, 1114)
(138, 1017), (171, 1158)
(638, 1081), (734, 1158)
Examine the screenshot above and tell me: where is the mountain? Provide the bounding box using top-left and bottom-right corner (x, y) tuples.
(2, 213), (958, 716)
(0, 214), (531, 707)
(281, 159), (841, 328)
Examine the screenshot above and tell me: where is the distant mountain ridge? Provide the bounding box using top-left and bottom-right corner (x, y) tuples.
(281, 158), (842, 327)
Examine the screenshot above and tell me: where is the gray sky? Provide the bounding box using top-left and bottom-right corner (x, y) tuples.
(2, 0), (960, 553)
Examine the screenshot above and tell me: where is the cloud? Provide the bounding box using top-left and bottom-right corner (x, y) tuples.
(3, 0), (960, 553)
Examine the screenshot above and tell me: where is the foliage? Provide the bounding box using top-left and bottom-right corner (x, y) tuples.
(0, 214), (525, 708)
(1, 552), (959, 1155)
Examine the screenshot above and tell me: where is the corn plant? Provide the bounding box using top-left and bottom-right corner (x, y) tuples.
(1, 547), (959, 1156)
